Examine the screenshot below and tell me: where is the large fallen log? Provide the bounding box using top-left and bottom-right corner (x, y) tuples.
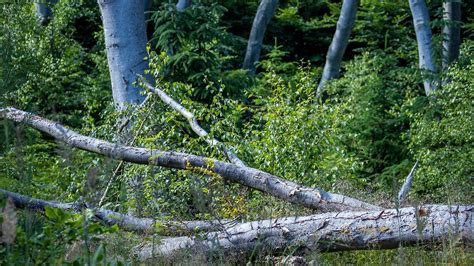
(0, 188), (229, 235)
(135, 205), (473, 261)
(0, 107), (380, 212)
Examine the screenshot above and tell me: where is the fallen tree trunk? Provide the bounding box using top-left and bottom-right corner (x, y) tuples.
(0, 107), (380, 212)
(135, 205), (473, 261)
(0, 188), (230, 235)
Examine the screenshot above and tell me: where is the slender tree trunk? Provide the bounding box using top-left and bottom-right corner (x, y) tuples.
(442, 0), (461, 70)
(176, 0), (192, 11)
(35, 0), (57, 26)
(243, 0), (279, 74)
(317, 0), (359, 97)
(135, 205), (473, 261)
(408, 0), (437, 96)
(98, 0), (148, 110)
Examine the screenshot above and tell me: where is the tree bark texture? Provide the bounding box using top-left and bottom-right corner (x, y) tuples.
(98, 0), (148, 110)
(0, 188), (229, 235)
(176, 0), (192, 11)
(243, 0), (279, 74)
(0, 107), (380, 212)
(35, 0), (57, 26)
(442, 0), (461, 70)
(408, 0), (437, 95)
(135, 205), (473, 261)
(317, 0), (359, 97)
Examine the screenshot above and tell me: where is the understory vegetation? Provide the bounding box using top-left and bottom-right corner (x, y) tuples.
(0, 0), (473, 264)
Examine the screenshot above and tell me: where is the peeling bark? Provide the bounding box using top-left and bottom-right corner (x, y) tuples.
(139, 77), (245, 166)
(408, 0), (437, 95)
(442, 0), (461, 70)
(0, 107), (380, 212)
(317, 0), (359, 97)
(243, 0), (279, 74)
(98, 0), (149, 110)
(0, 188), (229, 235)
(135, 205), (473, 261)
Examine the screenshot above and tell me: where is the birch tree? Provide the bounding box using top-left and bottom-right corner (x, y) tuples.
(408, 0), (437, 95)
(176, 0), (192, 11)
(442, 0), (461, 70)
(243, 0), (279, 74)
(317, 0), (359, 98)
(98, 0), (149, 110)
(35, 0), (57, 25)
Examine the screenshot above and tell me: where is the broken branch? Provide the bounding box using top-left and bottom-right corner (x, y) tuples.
(139, 76), (245, 166)
(0, 188), (229, 235)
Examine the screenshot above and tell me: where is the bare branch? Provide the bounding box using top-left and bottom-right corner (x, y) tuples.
(139, 76), (245, 166)
(0, 188), (228, 235)
(0, 107), (380, 212)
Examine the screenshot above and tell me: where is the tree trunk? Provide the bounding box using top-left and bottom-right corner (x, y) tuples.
(442, 0), (461, 70)
(316, 0), (359, 97)
(98, 0), (149, 110)
(35, 0), (57, 26)
(176, 0), (192, 11)
(135, 205), (473, 261)
(0, 107), (381, 212)
(408, 0), (437, 96)
(243, 0), (279, 74)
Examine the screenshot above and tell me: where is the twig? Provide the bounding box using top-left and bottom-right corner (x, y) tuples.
(99, 104), (150, 207)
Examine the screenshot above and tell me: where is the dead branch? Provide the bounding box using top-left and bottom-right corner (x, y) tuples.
(0, 107), (380, 212)
(0, 188), (229, 235)
(139, 77), (245, 166)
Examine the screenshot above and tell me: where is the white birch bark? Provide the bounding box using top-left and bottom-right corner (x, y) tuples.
(98, 0), (149, 110)
(176, 0), (192, 11)
(442, 0), (461, 70)
(243, 0), (279, 74)
(35, 0), (57, 25)
(136, 205), (473, 261)
(408, 0), (437, 95)
(139, 78), (245, 166)
(317, 0), (359, 97)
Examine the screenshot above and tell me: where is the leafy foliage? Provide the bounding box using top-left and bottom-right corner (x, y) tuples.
(0, 0), (472, 263)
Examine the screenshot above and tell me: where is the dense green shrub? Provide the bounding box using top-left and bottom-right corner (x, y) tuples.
(404, 43), (474, 202)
